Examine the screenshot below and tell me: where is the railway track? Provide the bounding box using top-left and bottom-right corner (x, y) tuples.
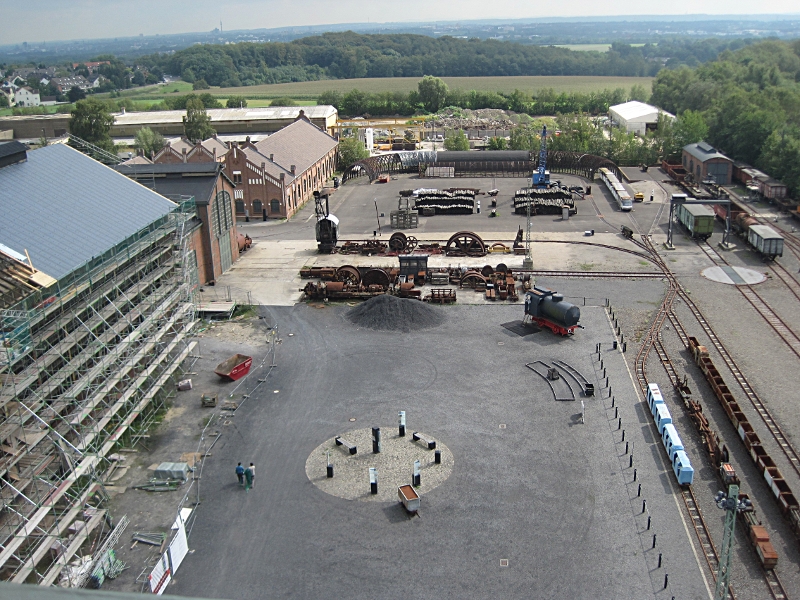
(529, 270), (662, 279)
(769, 260), (800, 304)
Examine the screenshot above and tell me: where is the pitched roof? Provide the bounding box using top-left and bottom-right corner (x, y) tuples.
(0, 144), (176, 280)
(255, 118), (338, 176)
(683, 141), (731, 163)
(115, 162), (231, 206)
(240, 145), (293, 182)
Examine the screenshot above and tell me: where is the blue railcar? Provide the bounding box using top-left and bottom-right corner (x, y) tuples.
(662, 424), (684, 462)
(654, 404), (673, 434)
(672, 450), (695, 485)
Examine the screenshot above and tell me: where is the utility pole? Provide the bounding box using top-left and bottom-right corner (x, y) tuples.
(714, 484), (740, 600)
(523, 199), (533, 270)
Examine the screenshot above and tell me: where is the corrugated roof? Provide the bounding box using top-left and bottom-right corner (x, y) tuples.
(113, 106), (336, 127)
(609, 101), (675, 122)
(683, 141), (731, 163)
(0, 140), (27, 160)
(0, 144), (176, 280)
(255, 118), (338, 175)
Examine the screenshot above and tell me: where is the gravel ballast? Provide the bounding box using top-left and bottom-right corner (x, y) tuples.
(346, 294), (446, 332)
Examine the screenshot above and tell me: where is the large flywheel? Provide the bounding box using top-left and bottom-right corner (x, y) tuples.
(445, 231), (486, 257)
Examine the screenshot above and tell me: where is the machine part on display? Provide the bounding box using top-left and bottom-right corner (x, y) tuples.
(488, 243), (511, 254)
(424, 288), (457, 304)
(445, 231), (486, 257)
(389, 232), (408, 253)
(481, 265), (495, 277)
(335, 266), (361, 286)
(362, 268), (391, 290)
(460, 271), (487, 289)
(314, 190), (339, 253)
(495, 263), (508, 273)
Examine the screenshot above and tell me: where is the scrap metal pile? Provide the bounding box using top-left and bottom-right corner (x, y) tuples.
(300, 265), (399, 301)
(513, 187), (577, 215)
(410, 188), (480, 215)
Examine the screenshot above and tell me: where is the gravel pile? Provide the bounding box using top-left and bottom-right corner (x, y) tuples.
(346, 295), (445, 332)
(433, 107), (521, 130)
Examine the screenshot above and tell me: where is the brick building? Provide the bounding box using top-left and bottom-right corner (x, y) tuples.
(682, 141), (733, 185)
(152, 113), (338, 220)
(116, 162), (239, 284)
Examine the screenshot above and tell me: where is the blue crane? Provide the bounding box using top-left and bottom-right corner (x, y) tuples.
(532, 125), (550, 188)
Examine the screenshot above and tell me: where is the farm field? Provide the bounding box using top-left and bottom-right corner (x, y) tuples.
(553, 44), (613, 52)
(118, 75), (654, 103)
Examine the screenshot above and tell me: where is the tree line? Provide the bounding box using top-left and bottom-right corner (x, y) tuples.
(319, 80), (647, 118)
(137, 32), (754, 87)
(650, 39), (800, 195)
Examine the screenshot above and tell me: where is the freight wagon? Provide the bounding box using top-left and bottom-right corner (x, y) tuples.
(676, 203), (715, 241)
(747, 225), (784, 260)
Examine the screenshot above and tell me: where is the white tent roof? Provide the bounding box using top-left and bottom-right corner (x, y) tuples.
(609, 101), (674, 122)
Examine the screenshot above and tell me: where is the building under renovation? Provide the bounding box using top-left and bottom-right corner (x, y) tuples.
(0, 141), (198, 585)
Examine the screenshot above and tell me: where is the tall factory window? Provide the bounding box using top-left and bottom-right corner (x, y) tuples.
(233, 171), (242, 185)
(253, 200), (262, 214)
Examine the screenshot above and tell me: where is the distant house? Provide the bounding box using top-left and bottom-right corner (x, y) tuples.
(72, 61), (110, 74)
(609, 101), (675, 136)
(88, 74), (107, 89)
(682, 141), (733, 185)
(15, 87), (40, 107)
(40, 96), (58, 106)
(51, 76), (90, 93)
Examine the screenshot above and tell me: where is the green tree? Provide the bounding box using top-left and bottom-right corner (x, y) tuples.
(0, 94), (8, 108)
(69, 98), (114, 151)
(488, 137), (507, 150)
(443, 129), (469, 151)
(226, 96), (248, 108)
(509, 125), (537, 151)
(193, 78), (210, 90)
(317, 90), (342, 108)
(132, 71), (146, 86)
(758, 126), (800, 196)
(270, 97), (295, 106)
(67, 86), (86, 103)
(418, 76), (449, 113)
(337, 137), (369, 169)
(134, 127), (165, 158)
(673, 110), (709, 153)
(183, 97), (215, 142)
(629, 84), (649, 102)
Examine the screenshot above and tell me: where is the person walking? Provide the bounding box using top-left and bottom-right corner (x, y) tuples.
(235, 462), (244, 487)
(248, 463), (255, 488)
(244, 464), (253, 492)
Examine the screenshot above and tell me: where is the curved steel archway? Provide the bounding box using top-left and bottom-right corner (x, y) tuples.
(342, 151), (621, 184)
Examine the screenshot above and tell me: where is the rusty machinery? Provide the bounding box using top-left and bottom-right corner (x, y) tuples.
(445, 231), (486, 257)
(389, 231), (419, 254)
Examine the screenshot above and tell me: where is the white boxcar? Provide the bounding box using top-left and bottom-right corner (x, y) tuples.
(747, 224), (784, 259)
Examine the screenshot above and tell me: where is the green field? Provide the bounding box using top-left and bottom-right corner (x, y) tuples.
(117, 76), (654, 104)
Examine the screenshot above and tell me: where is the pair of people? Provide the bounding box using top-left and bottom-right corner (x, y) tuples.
(235, 462), (256, 491)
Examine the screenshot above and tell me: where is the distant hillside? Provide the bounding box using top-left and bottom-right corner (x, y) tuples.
(137, 32), (754, 88)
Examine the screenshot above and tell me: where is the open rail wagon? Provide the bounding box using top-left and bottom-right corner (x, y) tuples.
(676, 203), (715, 241)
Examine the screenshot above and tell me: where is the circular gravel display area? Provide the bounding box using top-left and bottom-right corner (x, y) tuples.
(305, 427), (454, 502)
(701, 265), (766, 285)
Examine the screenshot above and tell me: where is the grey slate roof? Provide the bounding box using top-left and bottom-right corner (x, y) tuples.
(0, 144), (176, 280)
(683, 141), (731, 163)
(115, 163), (229, 206)
(255, 118), (338, 175)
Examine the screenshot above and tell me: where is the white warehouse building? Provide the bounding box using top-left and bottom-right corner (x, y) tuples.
(609, 101), (675, 136)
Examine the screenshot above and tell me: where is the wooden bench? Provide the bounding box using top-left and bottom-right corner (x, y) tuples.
(412, 432), (436, 450)
(335, 436), (357, 455)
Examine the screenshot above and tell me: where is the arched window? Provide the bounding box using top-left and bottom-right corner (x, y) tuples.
(270, 199), (280, 214)
(235, 200), (244, 214)
(253, 200), (263, 214)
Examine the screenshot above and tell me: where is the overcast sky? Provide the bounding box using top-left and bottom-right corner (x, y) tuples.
(2, 0), (798, 45)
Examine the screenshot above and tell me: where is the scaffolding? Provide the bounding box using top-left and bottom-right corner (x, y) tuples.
(0, 198), (199, 585)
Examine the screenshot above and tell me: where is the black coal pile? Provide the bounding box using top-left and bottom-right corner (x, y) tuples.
(346, 294), (445, 332)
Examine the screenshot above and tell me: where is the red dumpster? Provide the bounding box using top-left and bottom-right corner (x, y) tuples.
(214, 354), (253, 381)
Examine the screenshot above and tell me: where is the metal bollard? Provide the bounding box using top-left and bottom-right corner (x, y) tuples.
(637, 484), (641, 497)
(642, 499), (646, 514)
(625, 441), (629, 454)
(629, 454), (634, 468)
(326, 451), (334, 478)
(618, 418), (622, 430)
(622, 429), (625, 441)
(434, 449), (441, 464)
(647, 516), (651, 530)
(613, 341), (618, 350)
(369, 467), (378, 495)
(398, 411), (406, 437)
(663, 574), (668, 590)
(658, 553), (662, 568)
(652, 534), (657, 549)
(614, 407), (618, 418)
(413, 460), (421, 487)
(611, 397), (615, 407)
(633, 468), (637, 481)
(372, 427), (381, 454)
(623, 342), (627, 353)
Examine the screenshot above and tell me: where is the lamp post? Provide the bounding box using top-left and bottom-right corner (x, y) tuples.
(713, 485), (750, 600)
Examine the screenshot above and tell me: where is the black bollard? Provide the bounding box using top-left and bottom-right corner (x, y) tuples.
(618, 418), (622, 430)
(629, 454), (634, 468)
(622, 429), (625, 441)
(413, 460), (421, 487)
(369, 468), (378, 495)
(658, 553), (662, 568)
(623, 342), (627, 353)
(637, 484), (641, 497)
(434, 449), (441, 464)
(625, 441), (629, 454)
(613, 340), (618, 350)
(652, 534), (657, 549)
(633, 468), (637, 481)
(664, 574), (668, 590)
(614, 407), (618, 418)
(372, 427), (381, 454)
(327, 464), (334, 478)
(647, 516), (651, 530)
(642, 499), (646, 514)
(611, 397), (615, 407)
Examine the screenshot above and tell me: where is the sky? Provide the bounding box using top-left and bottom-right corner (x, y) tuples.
(2, 0), (798, 45)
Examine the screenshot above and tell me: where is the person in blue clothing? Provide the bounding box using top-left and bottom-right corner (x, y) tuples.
(235, 462), (244, 487)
